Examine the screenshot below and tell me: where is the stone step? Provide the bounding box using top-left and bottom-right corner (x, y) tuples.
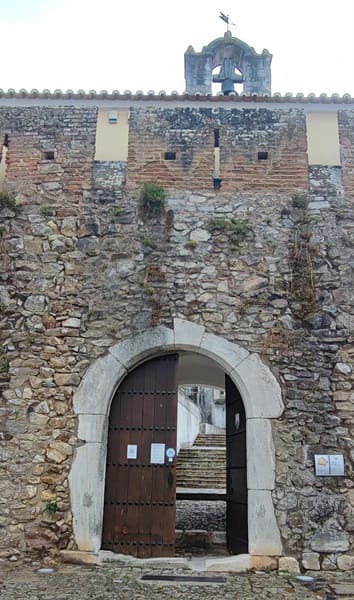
(177, 453), (225, 461)
(194, 433), (226, 447)
(176, 433), (227, 489)
(177, 463), (226, 488)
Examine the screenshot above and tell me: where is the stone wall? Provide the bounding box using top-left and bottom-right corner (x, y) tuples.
(0, 102), (353, 569)
(339, 109), (354, 200)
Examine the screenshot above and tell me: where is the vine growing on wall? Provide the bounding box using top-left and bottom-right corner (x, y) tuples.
(143, 264), (167, 326)
(137, 182), (173, 328)
(288, 192), (317, 319)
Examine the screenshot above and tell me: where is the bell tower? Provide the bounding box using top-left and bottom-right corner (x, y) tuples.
(184, 30), (272, 96)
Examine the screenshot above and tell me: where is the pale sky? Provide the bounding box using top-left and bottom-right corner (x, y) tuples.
(1, 0), (353, 96)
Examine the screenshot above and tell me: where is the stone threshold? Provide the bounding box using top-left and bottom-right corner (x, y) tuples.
(60, 550), (279, 572)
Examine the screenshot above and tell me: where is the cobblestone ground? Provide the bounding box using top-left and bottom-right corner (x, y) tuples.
(176, 501), (225, 531)
(1, 562), (354, 600)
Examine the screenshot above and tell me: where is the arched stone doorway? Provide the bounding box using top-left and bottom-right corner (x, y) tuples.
(69, 318), (284, 559)
(100, 353), (248, 557)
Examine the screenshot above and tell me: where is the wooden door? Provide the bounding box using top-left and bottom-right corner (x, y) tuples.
(225, 374), (248, 554)
(102, 354), (178, 558)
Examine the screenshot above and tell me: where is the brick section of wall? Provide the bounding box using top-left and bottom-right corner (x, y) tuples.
(126, 107), (309, 192)
(0, 107), (97, 196)
(339, 109), (354, 199)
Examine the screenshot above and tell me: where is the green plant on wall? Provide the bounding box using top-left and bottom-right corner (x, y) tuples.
(185, 239), (198, 250)
(0, 355), (9, 374)
(207, 216), (251, 246)
(142, 235), (157, 249)
(140, 182), (167, 216)
(0, 191), (21, 214)
(45, 501), (59, 514)
(207, 217), (228, 232)
(40, 206), (55, 217)
(291, 191), (309, 211)
(228, 218), (251, 244)
(112, 207), (125, 216)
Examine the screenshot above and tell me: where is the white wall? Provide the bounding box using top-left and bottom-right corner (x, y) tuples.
(94, 109), (129, 161)
(306, 112), (340, 166)
(211, 403), (226, 428)
(177, 389), (201, 452)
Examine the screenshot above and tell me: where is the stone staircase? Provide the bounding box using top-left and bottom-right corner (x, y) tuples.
(176, 432), (226, 489)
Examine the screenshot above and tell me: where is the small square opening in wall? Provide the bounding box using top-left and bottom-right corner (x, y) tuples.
(258, 151), (269, 161)
(43, 151), (55, 160)
(164, 152), (177, 161)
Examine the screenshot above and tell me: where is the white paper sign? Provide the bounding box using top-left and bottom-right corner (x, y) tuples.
(315, 454), (345, 476)
(329, 454), (344, 476)
(315, 454), (330, 476)
(127, 444), (137, 460)
(150, 443), (165, 464)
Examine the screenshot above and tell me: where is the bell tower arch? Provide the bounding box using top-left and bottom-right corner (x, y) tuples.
(184, 31), (272, 96)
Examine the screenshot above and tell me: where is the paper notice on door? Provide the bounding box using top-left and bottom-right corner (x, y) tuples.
(150, 443), (165, 464)
(127, 444), (137, 460)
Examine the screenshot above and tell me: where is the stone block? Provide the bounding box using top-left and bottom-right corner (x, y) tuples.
(199, 331), (249, 374)
(248, 490), (282, 556)
(73, 353), (126, 415)
(330, 583), (354, 596)
(278, 557), (300, 573)
(231, 353), (283, 418)
(302, 552), (320, 570)
(173, 318), (205, 349)
(54, 373), (80, 386)
(60, 550), (100, 565)
(190, 228), (211, 242)
(237, 276), (268, 293)
(335, 362), (352, 375)
(247, 419), (275, 490)
(310, 531), (349, 553)
(309, 201), (330, 210)
(78, 414), (108, 444)
(110, 326), (174, 370)
(206, 554), (251, 572)
(29, 412), (49, 427)
(46, 448), (67, 464)
(48, 440), (72, 458)
(337, 554), (354, 570)
(321, 554), (337, 570)
(62, 317), (81, 328)
(61, 217), (77, 237)
(68, 442), (107, 552)
(250, 556), (277, 570)
(24, 295), (47, 314)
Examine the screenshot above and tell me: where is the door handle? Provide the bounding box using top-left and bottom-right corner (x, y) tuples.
(168, 471), (174, 488)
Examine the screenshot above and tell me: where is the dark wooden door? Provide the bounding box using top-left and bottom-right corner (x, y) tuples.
(225, 374), (248, 554)
(102, 354), (178, 558)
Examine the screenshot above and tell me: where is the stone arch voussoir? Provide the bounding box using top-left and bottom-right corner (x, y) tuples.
(69, 318), (284, 557)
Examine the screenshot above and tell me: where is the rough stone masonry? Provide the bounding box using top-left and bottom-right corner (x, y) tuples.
(0, 99), (354, 571)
